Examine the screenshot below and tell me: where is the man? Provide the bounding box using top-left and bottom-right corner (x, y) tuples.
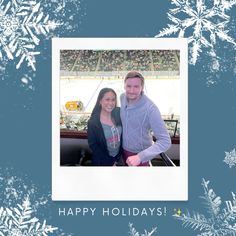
(120, 71), (171, 166)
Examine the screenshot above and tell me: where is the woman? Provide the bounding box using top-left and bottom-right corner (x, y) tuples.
(88, 88), (123, 166)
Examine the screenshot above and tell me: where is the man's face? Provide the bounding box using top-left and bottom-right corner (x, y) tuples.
(124, 77), (143, 103)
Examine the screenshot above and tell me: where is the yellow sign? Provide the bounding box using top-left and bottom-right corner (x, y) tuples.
(65, 101), (83, 111)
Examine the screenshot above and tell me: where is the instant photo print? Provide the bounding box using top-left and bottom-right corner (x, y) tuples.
(52, 38), (188, 200)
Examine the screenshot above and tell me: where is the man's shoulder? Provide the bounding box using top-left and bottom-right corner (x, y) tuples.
(142, 95), (159, 111)
(119, 93), (126, 106)
(142, 94), (154, 105)
(120, 93), (125, 100)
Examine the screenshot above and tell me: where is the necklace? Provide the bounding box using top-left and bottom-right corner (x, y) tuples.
(110, 125), (120, 148)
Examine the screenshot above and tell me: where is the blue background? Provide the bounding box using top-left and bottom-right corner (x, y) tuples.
(0, 0), (236, 235)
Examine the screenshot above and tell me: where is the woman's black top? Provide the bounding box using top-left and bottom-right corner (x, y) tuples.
(87, 107), (122, 166)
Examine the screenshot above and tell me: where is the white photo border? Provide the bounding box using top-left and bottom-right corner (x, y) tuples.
(52, 38), (188, 201)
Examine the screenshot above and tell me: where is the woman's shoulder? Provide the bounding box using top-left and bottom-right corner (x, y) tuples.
(112, 107), (121, 125)
(114, 107), (120, 112)
(88, 115), (100, 127)
(112, 107), (121, 117)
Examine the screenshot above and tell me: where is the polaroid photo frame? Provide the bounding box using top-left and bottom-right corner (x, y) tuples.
(52, 38), (188, 201)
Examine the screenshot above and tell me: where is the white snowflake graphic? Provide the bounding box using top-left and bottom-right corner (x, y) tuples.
(173, 178), (236, 236)
(128, 223), (157, 236)
(156, 0), (236, 66)
(224, 148), (236, 168)
(0, 196), (57, 236)
(0, 0), (60, 71)
(0, 168), (73, 236)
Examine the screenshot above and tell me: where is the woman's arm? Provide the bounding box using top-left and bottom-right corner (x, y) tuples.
(87, 121), (104, 166)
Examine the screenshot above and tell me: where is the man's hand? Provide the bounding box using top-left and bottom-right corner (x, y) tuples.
(126, 155), (141, 166)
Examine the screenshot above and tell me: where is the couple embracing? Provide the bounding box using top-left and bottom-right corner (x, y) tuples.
(87, 71), (171, 167)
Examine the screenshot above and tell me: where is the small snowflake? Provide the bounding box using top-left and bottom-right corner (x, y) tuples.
(224, 148), (236, 168)
(0, 15), (20, 36)
(128, 223), (157, 236)
(173, 178), (236, 236)
(156, 0), (236, 66)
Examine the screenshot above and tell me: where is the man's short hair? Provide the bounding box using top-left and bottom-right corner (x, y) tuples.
(124, 71), (144, 86)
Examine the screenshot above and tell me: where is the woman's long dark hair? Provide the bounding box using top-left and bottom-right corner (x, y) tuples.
(90, 88), (121, 126)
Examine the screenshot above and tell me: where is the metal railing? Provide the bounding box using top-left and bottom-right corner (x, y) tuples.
(160, 152), (176, 166)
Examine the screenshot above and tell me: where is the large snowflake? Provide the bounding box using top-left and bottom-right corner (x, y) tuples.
(0, 0), (60, 71)
(173, 178), (236, 236)
(0, 196), (57, 236)
(0, 168), (72, 236)
(156, 0), (236, 66)
(224, 148), (236, 168)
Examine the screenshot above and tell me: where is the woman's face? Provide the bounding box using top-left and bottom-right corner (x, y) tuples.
(100, 91), (116, 113)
